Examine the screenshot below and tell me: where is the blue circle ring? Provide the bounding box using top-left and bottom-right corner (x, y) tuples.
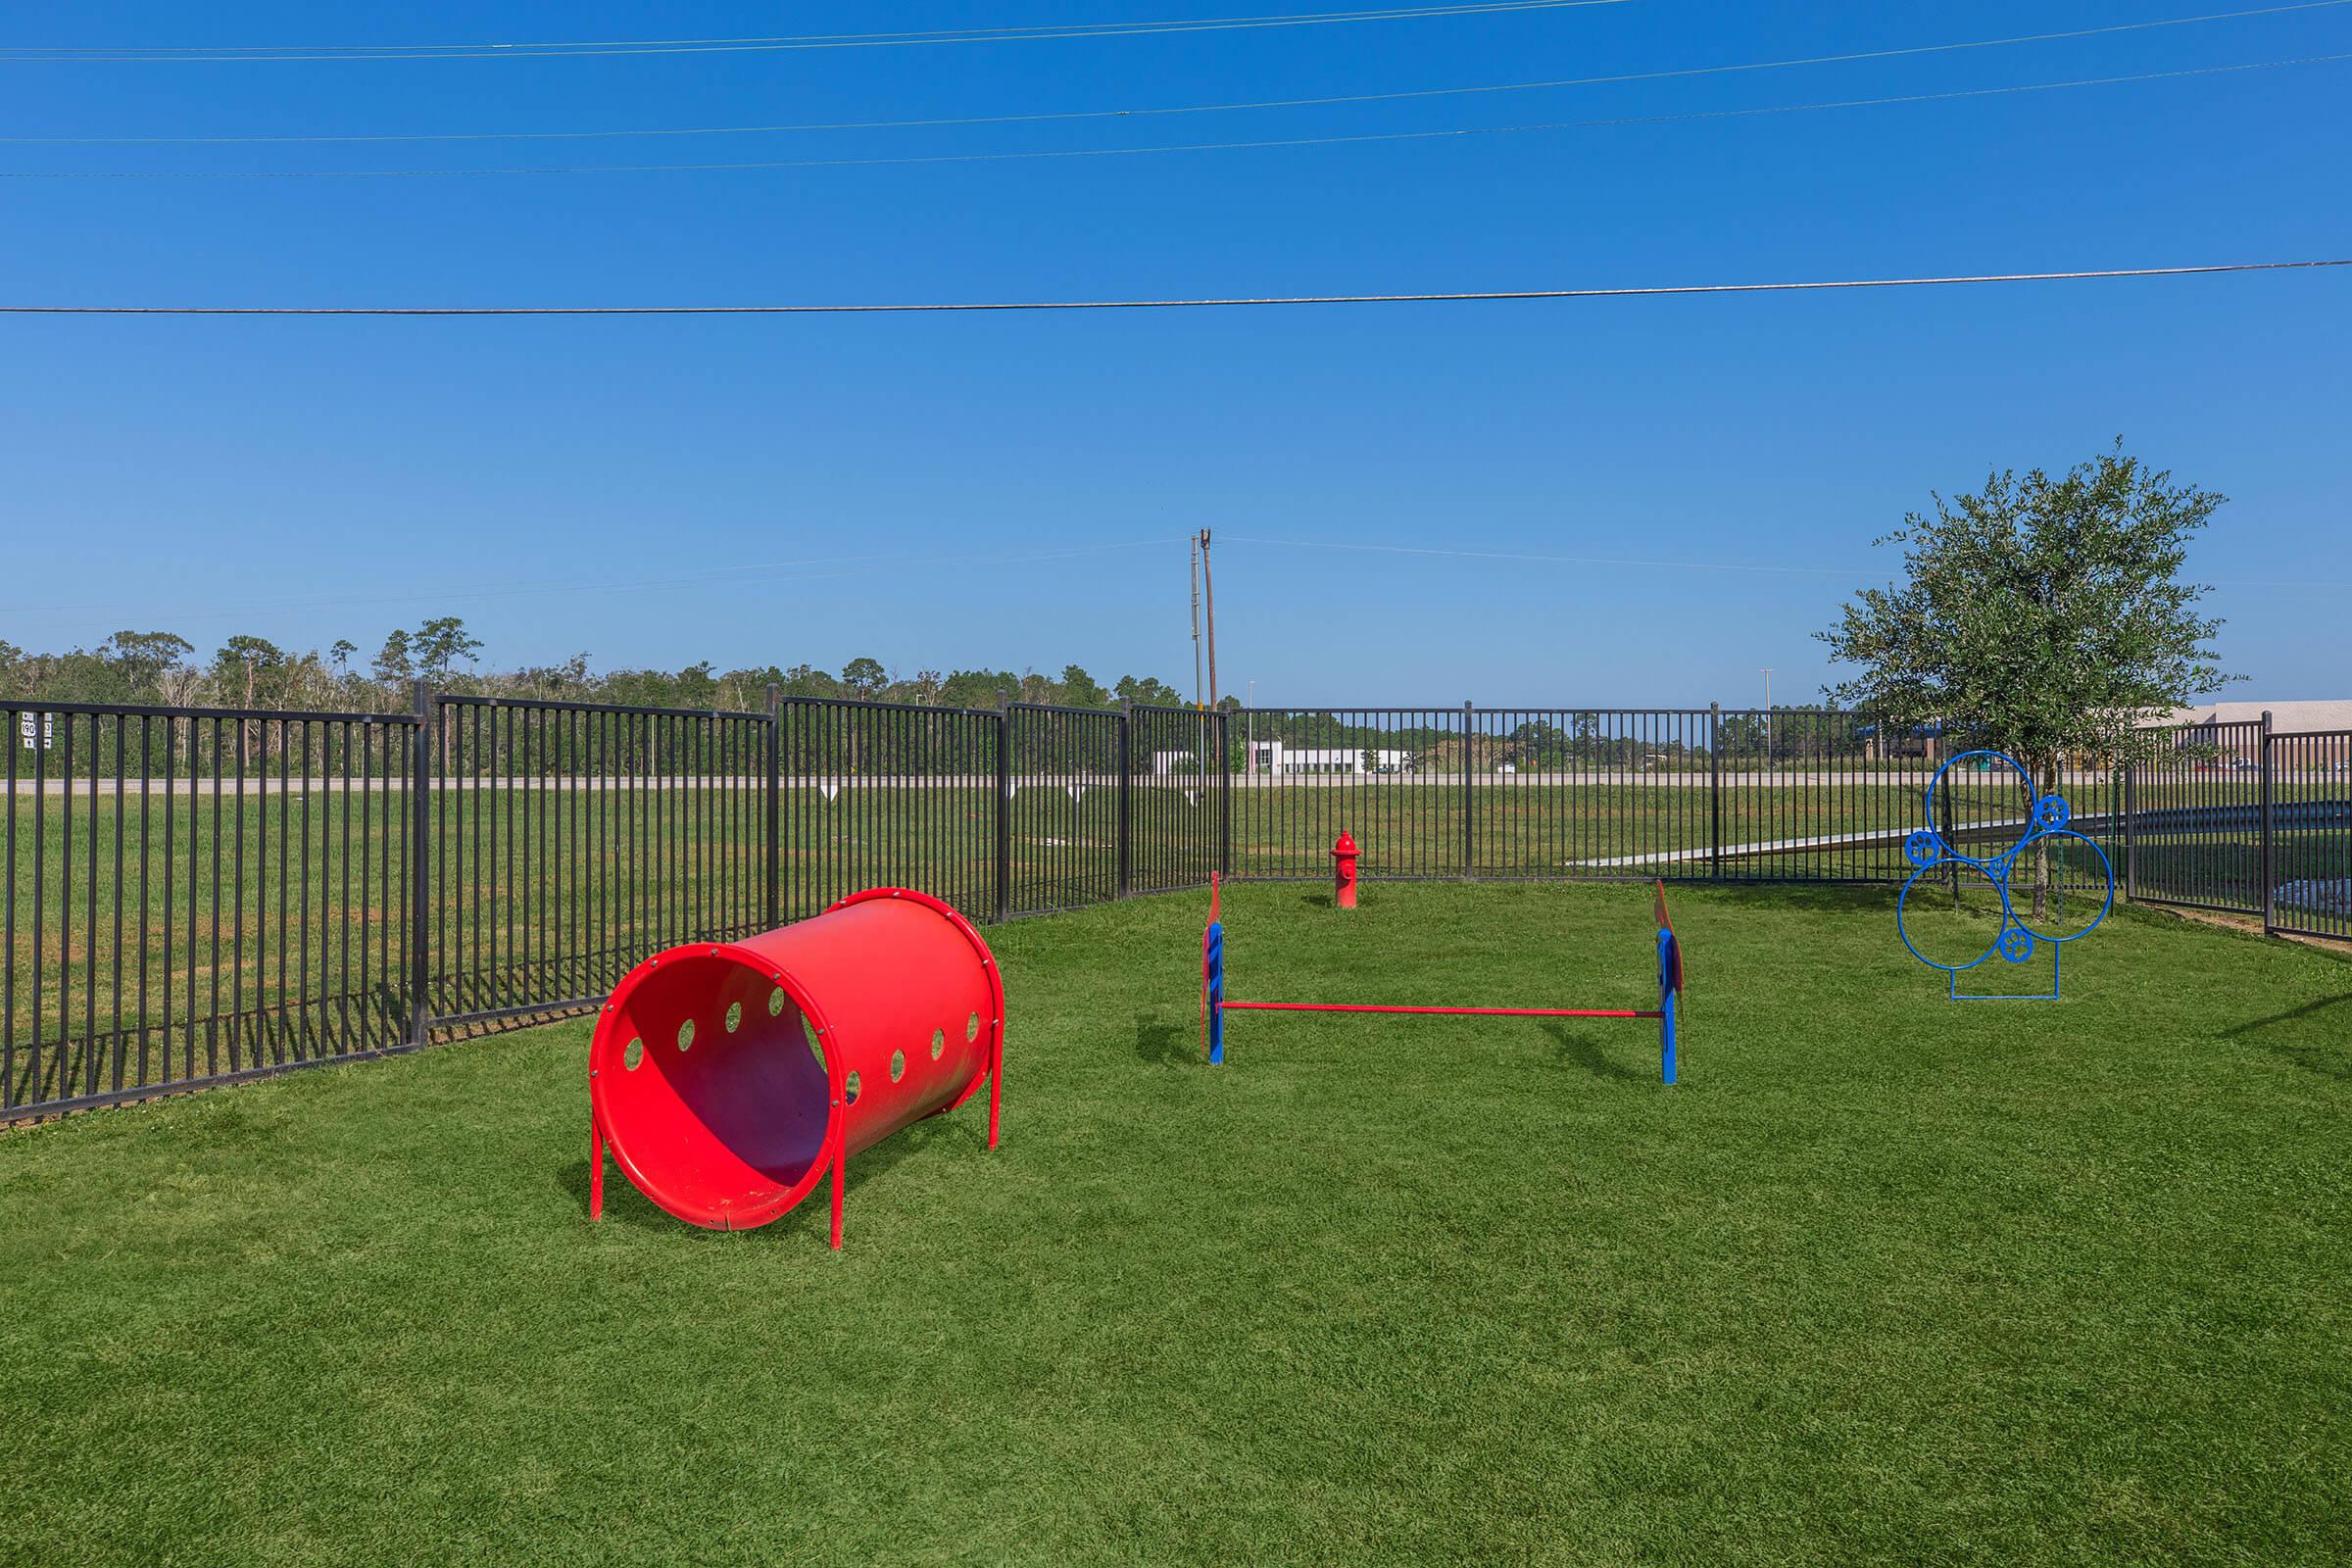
(1999, 828), (2115, 944)
(1896, 855), (2006, 973)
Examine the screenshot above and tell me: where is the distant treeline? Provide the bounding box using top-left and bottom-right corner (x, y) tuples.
(0, 617), (1197, 715)
(4, 619), (1902, 772)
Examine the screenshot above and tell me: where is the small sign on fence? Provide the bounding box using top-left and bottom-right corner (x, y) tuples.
(19, 711), (53, 751)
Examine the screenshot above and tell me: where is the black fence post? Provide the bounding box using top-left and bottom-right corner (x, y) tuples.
(1461, 701), (1474, 878)
(1116, 702), (1133, 899)
(763, 683), (781, 930)
(2122, 755), (2137, 904)
(407, 680), (432, 1049)
(1708, 702), (1723, 882)
(1218, 709), (1233, 880)
(2260, 709), (2275, 935)
(993, 703), (1012, 924)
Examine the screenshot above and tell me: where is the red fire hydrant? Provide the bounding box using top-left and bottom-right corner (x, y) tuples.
(1332, 829), (1360, 909)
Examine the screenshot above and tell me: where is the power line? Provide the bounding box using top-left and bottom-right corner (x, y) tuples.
(0, 1), (1628, 63)
(11, 53), (2342, 178)
(12, 1), (2339, 144)
(1225, 538), (1868, 577)
(3, 261), (2343, 317)
(0, 539), (1187, 624)
(1227, 536), (2352, 591)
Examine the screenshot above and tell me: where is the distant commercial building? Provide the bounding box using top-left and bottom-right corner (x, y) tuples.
(1241, 742), (1415, 776)
(1857, 719), (1944, 762)
(2161, 701), (2352, 767)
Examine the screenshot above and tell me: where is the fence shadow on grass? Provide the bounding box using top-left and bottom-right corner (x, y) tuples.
(2221, 993), (2352, 1082)
(1695, 881), (1896, 917)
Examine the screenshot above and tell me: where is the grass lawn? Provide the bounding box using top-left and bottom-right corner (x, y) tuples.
(3, 882), (2347, 1566)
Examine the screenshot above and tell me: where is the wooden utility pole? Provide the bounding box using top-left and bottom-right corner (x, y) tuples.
(1189, 535), (1204, 708)
(1199, 528), (1219, 709)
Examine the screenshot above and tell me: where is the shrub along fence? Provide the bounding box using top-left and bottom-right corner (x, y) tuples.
(4, 690), (2342, 1118)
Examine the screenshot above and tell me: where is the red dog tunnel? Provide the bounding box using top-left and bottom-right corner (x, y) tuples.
(587, 888), (1004, 1247)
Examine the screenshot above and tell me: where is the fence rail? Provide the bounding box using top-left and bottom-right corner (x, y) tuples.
(7, 691), (2344, 1118)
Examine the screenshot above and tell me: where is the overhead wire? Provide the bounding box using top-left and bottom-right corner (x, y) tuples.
(4, 261), (2344, 316)
(1223, 537), (1867, 577)
(0, 1), (1631, 63)
(1225, 537), (2352, 592)
(0, 539), (1189, 624)
(5, 53), (2344, 178)
(8, 0), (2341, 144)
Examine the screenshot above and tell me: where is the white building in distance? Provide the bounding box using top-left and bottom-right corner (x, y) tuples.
(1146, 742), (1416, 777)
(1243, 742), (1415, 776)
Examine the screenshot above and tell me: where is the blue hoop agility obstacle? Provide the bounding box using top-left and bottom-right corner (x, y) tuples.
(1896, 750), (2114, 1000)
(1200, 877), (1685, 1083)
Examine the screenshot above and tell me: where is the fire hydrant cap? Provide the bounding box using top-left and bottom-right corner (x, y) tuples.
(1332, 831), (1358, 858)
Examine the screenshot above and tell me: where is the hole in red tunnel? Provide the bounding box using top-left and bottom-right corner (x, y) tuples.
(601, 952), (833, 1225)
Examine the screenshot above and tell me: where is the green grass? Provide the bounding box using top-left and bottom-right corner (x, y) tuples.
(4, 771), (2040, 1085)
(4, 883), (2348, 1566)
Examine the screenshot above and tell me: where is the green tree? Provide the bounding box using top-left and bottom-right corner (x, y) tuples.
(411, 616), (484, 683)
(100, 631), (195, 698)
(210, 635), (286, 703)
(372, 629), (415, 686)
(840, 657), (888, 698)
(1112, 674), (1185, 709)
(672, 661), (718, 707)
(1058, 664), (1108, 709)
(1819, 445), (2238, 910)
(778, 663), (841, 700)
(1509, 719), (1569, 767)
(940, 668), (1018, 710)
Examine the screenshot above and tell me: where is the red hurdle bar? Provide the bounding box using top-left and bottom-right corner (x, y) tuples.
(1220, 1002), (1658, 1019)
(1200, 872), (1685, 1083)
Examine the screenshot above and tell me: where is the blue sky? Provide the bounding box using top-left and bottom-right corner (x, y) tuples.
(1, 1), (2346, 706)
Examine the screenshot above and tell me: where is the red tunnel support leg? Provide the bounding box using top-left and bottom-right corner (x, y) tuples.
(588, 1117), (606, 1221)
(588, 887), (1006, 1248)
(829, 1142), (845, 1250)
(988, 1044), (1003, 1150)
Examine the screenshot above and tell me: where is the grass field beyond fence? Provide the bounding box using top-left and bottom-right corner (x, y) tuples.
(3, 882), (2346, 1566)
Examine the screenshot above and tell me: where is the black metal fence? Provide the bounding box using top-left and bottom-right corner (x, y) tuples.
(779, 697), (1000, 927)
(6, 690), (2344, 1119)
(431, 694), (772, 1031)
(2264, 726), (2352, 943)
(1224, 704), (2105, 884)
(2121, 714), (2352, 943)
(4, 700), (418, 1116)
(1130, 706), (1229, 899)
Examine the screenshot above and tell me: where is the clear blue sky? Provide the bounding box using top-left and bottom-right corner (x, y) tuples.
(2, 1), (2346, 706)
